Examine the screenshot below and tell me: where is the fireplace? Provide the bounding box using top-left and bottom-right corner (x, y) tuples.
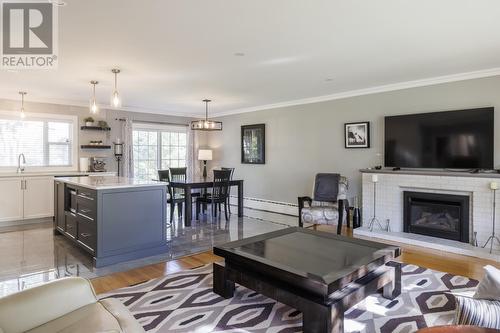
(403, 191), (469, 242)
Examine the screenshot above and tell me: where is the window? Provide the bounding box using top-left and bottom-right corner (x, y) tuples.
(0, 113), (76, 168)
(132, 123), (188, 180)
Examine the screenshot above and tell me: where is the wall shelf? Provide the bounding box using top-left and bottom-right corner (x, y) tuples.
(80, 145), (112, 150)
(80, 126), (111, 131)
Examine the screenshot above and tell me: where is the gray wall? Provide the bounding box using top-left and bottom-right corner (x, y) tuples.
(0, 99), (194, 172)
(208, 76), (500, 204)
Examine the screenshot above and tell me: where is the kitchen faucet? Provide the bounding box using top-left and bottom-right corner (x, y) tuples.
(17, 153), (26, 173)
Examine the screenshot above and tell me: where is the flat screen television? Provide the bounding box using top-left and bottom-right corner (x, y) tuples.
(384, 107), (494, 169)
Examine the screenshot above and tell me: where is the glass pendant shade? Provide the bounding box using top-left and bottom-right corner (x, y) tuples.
(190, 99), (222, 131)
(110, 69), (122, 108)
(111, 90), (121, 108)
(89, 81), (99, 114)
(90, 98), (98, 114)
(20, 107), (26, 118)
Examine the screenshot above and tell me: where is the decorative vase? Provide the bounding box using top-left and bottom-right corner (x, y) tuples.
(85, 122), (94, 127)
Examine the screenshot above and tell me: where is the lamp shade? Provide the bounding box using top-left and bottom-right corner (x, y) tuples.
(198, 149), (213, 161)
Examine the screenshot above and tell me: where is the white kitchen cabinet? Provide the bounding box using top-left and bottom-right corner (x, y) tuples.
(0, 177), (24, 222)
(23, 176), (54, 219)
(0, 176), (54, 223)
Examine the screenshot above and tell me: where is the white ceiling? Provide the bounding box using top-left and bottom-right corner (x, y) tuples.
(1, 0), (500, 117)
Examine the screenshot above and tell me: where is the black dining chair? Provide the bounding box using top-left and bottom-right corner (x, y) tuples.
(221, 167), (235, 214)
(170, 167), (202, 199)
(158, 169), (185, 224)
(196, 169), (232, 221)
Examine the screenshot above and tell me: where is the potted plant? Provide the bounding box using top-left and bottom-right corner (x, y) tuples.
(84, 117), (94, 127)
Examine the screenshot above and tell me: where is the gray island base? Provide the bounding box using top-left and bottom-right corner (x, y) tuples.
(54, 176), (168, 267)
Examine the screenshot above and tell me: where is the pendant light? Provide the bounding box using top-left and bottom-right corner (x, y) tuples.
(190, 99), (222, 131)
(19, 91), (27, 119)
(89, 80), (99, 114)
(110, 68), (122, 108)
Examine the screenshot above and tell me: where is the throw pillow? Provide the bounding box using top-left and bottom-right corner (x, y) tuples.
(474, 265), (500, 301)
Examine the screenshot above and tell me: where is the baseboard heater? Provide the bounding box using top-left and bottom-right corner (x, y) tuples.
(228, 195), (299, 217)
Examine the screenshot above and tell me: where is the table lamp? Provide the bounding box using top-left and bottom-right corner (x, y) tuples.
(198, 149), (213, 178)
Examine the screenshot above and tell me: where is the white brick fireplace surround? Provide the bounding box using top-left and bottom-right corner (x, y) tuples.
(356, 169), (500, 260)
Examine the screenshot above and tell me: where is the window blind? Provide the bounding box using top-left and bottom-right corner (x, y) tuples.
(0, 116), (74, 167)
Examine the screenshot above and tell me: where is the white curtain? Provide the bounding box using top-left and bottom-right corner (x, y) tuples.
(187, 127), (200, 180)
(120, 118), (134, 178)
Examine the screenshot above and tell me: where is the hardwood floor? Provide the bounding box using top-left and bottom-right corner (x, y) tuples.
(91, 225), (499, 294)
(91, 251), (217, 294)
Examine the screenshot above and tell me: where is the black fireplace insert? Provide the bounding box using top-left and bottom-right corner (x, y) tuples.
(403, 191), (469, 243)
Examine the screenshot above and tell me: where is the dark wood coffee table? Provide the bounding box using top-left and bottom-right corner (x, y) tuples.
(213, 227), (401, 333)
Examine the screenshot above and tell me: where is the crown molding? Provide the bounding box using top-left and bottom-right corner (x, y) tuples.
(211, 67), (500, 117)
(0, 95), (199, 118)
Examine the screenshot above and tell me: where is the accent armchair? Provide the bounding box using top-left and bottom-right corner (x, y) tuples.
(298, 173), (349, 234)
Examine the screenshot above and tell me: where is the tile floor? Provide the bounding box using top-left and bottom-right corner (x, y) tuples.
(0, 212), (292, 297)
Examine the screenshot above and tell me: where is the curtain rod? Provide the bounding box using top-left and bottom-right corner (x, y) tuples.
(116, 118), (188, 127)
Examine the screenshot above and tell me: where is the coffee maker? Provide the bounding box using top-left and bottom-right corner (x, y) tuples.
(89, 157), (107, 172)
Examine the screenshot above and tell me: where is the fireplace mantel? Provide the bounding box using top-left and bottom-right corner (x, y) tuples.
(358, 170), (500, 254)
(360, 168), (500, 179)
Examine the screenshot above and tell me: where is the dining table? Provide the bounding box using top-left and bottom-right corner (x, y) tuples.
(167, 177), (244, 227)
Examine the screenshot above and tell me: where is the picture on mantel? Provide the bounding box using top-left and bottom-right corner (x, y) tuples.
(345, 121), (370, 148)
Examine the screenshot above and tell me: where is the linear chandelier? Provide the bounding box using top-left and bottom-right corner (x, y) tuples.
(191, 99), (222, 131)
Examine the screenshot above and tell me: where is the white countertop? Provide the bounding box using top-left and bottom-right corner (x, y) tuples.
(56, 176), (166, 190)
(0, 171), (116, 178)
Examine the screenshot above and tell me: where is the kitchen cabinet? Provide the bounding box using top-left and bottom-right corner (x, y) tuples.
(0, 177), (24, 222)
(0, 176), (54, 223)
(54, 181), (65, 231)
(54, 177), (168, 267)
(23, 176), (54, 219)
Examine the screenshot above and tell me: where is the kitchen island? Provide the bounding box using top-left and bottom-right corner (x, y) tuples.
(54, 176), (168, 267)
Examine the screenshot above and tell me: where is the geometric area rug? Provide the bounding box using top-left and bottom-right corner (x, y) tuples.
(99, 263), (478, 333)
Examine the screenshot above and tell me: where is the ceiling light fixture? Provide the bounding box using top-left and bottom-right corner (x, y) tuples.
(190, 99), (222, 131)
(110, 68), (122, 108)
(89, 80), (99, 114)
(19, 91), (27, 119)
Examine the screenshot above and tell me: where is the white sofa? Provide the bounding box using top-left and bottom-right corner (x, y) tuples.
(0, 277), (145, 333)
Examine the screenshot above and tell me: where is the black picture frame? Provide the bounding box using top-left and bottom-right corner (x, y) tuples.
(345, 121), (370, 148)
(241, 124), (265, 164)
